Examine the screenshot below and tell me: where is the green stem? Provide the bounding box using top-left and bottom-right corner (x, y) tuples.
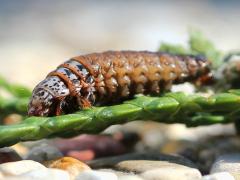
(0, 90), (240, 147)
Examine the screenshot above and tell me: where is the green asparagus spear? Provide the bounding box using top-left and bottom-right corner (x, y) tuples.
(0, 90), (240, 147)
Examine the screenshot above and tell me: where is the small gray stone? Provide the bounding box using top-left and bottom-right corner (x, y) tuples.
(211, 153), (240, 179)
(179, 136), (240, 174)
(140, 167), (202, 180)
(0, 147), (22, 163)
(202, 172), (235, 180)
(76, 170), (118, 180)
(25, 143), (63, 163)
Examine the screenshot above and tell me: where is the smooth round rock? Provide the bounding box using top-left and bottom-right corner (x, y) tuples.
(20, 168), (70, 180)
(0, 160), (46, 175)
(97, 168), (134, 177)
(47, 157), (91, 179)
(76, 170), (118, 180)
(88, 152), (196, 169)
(1, 177), (32, 180)
(115, 160), (200, 174)
(202, 172), (235, 180)
(118, 175), (144, 180)
(141, 167), (202, 180)
(210, 154), (240, 179)
(25, 143), (63, 163)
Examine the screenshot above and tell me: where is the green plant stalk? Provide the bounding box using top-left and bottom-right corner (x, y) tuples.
(0, 76), (31, 98)
(0, 97), (29, 113)
(0, 96), (29, 121)
(0, 90), (240, 147)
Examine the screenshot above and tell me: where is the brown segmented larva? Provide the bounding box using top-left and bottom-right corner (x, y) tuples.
(28, 51), (212, 116)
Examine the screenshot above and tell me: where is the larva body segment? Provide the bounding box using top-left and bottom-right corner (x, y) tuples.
(28, 51), (212, 116)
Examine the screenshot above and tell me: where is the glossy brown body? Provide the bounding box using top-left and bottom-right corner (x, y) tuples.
(28, 51), (212, 116)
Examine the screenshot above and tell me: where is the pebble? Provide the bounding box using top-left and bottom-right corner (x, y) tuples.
(47, 157), (91, 179)
(202, 172), (235, 180)
(67, 150), (95, 162)
(210, 153), (240, 179)
(118, 175), (144, 180)
(20, 168), (70, 180)
(178, 136), (240, 174)
(141, 167), (202, 180)
(116, 160), (202, 180)
(97, 168), (134, 177)
(1, 177), (32, 180)
(87, 152), (196, 169)
(76, 170), (118, 180)
(0, 160), (46, 175)
(3, 114), (23, 125)
(0, 147), (22, 164)
(11, 144), (29, 157)
(25, 143), (63, 163)
(115, 160), (200, 174)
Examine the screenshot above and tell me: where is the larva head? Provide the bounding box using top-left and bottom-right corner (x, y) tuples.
(28, 76), (70, 116)
(28, 88), (56, 116)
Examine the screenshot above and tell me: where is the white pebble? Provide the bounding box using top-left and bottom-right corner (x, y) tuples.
(202, 172), (235, 180)
(211, 154), (240, 179)
(0, 160), (46, 175)
(140, 167), (202, 180)
(76, 170), (118, 180)
(119, 175), (144, 180)
(20, 168), (70, 180)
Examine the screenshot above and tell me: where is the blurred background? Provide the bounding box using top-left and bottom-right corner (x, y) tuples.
(0, 0), (240, 87)
(1, 1), (240, 175)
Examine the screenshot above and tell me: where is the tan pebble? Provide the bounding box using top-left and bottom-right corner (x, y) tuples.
(3, 114), (22, 125)
(161, 140), (184, 154)
(47, 157), (91, 180)
(10, 144), (29, 157)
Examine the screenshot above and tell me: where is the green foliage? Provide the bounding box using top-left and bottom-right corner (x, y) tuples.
(0, 76), (30, 119)
(0, 76), (31, 98)
(159, 43), (189, 55)
(159, 29), (223, 69)
(189, 29), (223, 68)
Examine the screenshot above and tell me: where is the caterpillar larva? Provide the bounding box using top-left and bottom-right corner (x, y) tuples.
(28, 51), (212, 116)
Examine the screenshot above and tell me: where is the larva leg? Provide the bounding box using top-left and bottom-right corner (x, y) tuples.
(55, 103), (63, 116)
(76, 95), (91, 109)
(81, 99), (92, 108)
